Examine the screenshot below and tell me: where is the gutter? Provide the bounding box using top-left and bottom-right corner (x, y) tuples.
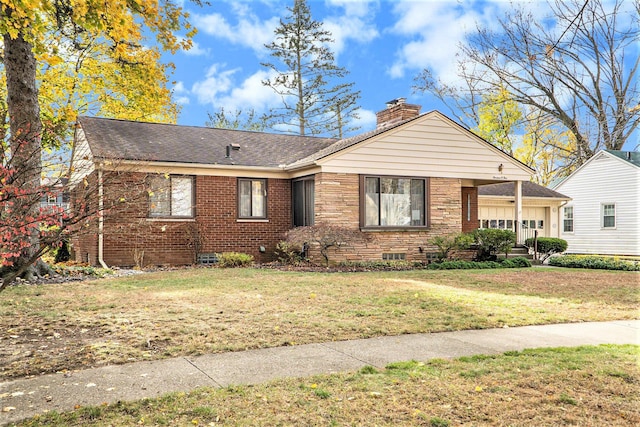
(97, 168), (108, 269)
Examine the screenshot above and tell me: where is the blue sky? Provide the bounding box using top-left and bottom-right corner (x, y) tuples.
(166, 0), (525, 131)
(164, 0), (637, 150)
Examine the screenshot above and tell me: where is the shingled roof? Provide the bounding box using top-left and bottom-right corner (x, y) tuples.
(479, 181), (570, 199)
(606, 150), (640, 168)
(78, 116), (338, 168)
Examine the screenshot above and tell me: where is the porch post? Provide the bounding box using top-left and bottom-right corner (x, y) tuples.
(514, 180), (523, 244)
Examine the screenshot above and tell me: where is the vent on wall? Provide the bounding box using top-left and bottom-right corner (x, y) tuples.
(197, 253), (218, 265)
(382, 253), (406, 261)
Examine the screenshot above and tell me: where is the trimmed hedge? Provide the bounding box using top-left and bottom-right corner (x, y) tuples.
(426, 257), (531, 270)
(549, 255), (640, 271)
(525, 237), (568, 261)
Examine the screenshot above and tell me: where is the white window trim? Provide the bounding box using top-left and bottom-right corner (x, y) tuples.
(601, 203), (616, 229)
(562, 206), (574, 234)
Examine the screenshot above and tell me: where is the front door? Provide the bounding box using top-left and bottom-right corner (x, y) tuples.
(461, 187), (478, 233)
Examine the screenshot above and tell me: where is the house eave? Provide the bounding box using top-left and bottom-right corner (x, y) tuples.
(478, 195), (571, 202)
(97, 158), (288, 174)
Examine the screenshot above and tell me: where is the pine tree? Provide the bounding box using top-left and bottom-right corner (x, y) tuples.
(262, 0), (360, 137)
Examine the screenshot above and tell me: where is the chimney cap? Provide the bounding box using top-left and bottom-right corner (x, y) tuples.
(385, 97), (406, 108)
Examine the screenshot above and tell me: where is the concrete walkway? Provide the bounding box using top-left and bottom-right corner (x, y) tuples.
(1, 320), (638, 426)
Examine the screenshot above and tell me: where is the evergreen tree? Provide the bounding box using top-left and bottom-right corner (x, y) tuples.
(262, 0), (360, 137)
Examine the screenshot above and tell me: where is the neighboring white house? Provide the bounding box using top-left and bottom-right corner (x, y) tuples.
(478, 181), (570, 240)
(553, 150), (640, 256)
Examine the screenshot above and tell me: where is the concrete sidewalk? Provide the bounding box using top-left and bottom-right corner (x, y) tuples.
(1, 320), (638, 426)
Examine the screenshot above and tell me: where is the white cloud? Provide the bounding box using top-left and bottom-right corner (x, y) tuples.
(353, 108), (377, 132)
(191, 64), (238, 105)
(323, 0), (380, 55)
(172, 81), (190, 105)
(191, 64), (281, 113)
(192, 11), (279, 54)
(387, 1), (485, 82)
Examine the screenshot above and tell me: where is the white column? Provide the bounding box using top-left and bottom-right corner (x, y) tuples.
(514, 180), (523, 244)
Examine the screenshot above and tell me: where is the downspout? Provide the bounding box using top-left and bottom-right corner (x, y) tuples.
(97, 168), (109, 269)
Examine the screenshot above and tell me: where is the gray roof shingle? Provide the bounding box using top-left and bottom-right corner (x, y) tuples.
(78, 116), (338, 168)
(479, 181), (570, 199)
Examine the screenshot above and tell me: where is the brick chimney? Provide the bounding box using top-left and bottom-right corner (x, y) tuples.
(376, 98), (421, 129)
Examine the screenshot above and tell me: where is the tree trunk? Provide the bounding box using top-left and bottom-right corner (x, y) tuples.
(3, 31), (44, 282)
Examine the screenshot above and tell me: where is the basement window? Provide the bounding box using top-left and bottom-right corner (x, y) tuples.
(197, 253), (218, 265)
(382, 253), (406, 261)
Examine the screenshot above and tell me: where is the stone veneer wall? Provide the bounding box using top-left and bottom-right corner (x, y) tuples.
(313, 172), (463, 263)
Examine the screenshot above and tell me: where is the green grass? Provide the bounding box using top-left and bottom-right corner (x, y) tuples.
(14, 345), (639, 426)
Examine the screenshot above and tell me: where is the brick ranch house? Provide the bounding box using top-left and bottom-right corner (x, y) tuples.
(69, 99), (535, 267)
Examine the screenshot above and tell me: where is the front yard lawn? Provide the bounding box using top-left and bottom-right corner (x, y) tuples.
(1, 267), (638, 380)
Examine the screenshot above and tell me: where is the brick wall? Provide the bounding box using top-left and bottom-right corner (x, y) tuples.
(195, 175), (291, 263)
(310, 173), (465, 263)
(72, 172), (291, 267)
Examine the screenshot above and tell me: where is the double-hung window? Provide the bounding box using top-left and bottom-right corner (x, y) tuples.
(149, 175), (194, 218)
(238, 178), (267, 219)
(362, 176), (427, 227)
(601, 203), (616, 228)
(563, 206), (573, 232)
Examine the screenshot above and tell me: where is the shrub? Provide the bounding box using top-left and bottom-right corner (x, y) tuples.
(426, 257), (530, 270)
(525, 237), (568, 261)
(336, 260), (422, 271)
(549, 255), (640, 271)
(54, 240), (71, 263)
(502, 257), (532, 268)
(273, 241), (305, 265)
(217, 252), (254, 268)
(429, 232), (474, 261)
(473, 229), (516, 261)
(285, 225), (366, 266)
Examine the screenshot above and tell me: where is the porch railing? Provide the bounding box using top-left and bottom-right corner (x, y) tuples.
(516, 221), (537, 246)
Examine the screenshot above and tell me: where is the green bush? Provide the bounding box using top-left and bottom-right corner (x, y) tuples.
(337, 260), (422, 270)
(429, 232), (474, 261)
(549, 255), (640, 271)
(217, 252), (254, 268)
(500, 257), (533, 268)
(273, 241), (304, 265)
(426, 257), (530, 270)
(525, 237), (568, 261)
(473, 228), (516, 261)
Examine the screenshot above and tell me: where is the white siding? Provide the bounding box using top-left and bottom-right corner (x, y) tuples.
(555, 152), (640, 255)
(319, 113), (533, 182)
(69, 127), (95, 187)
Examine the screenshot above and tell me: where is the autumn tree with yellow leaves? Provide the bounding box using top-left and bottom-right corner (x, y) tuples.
(473, 88), (576, 185)
(0, 0), (197, 287)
